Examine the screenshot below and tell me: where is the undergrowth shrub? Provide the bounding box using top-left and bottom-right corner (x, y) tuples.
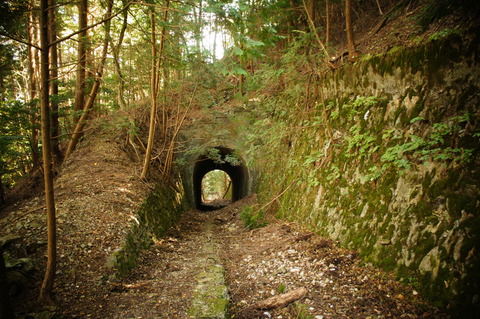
(240, 205), (267, 230)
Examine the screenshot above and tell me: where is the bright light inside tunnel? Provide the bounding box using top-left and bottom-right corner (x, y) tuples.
(192, 146), (248, 210)
(201, 169), (232, 204)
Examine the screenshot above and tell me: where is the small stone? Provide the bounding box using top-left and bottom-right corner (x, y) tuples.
(378, 239), (391, 246)
(274, 266), (287, 275)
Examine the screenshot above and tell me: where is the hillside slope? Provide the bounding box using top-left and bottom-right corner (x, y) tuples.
(0, 131), (152, 315)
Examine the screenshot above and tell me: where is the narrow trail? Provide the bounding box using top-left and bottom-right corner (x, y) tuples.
(96, 208), (230, 318)
(78, 195), (448, 319)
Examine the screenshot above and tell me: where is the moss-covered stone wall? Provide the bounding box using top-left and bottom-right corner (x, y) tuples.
(108, 173), (188, 278)
(251, 33), (480, 316)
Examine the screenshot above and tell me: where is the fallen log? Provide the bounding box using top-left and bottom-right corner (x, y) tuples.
(253, 287), (307, 310)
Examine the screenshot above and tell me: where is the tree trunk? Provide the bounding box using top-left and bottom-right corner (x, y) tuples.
(325, 0), (330, 47)
(73, 0), (88, 124)
(38, 0), (57, 305)
(307, 0), (315, 23)
(112, 0), (129, 109)
(157, 0), (170, 140)
(141, 9), (159, 180)
(141, 0), (170, 179)
(64, 0), (113, 160)
(345, 0), (358, 61)
(49, 0), (62, 164)
(302, 0), (332, 67)
(27, 10), (41, 169)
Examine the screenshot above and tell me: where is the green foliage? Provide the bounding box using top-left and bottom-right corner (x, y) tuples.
(359, 165), (383, 183)
(303, 150), (324, 167)
(292, 303), (314, 319)
(240, 205), (267, 230)
(224, 152), (242, 166)
(100, 115), (139, 137)
(361, 113), (476, 182)
(203, 148), (242, 166)
(345, 125), (377, 158)
(0, 0), (28, 38)
(306, 169), (320, 187)
(0, 44), (16, 91)
(0, 99), (35, 186)
(277, 283), (286, 294)
(342, 96), (384, 121)
(427, 28), (462, 42)
(204, 147), (223, 164)
(326, 165), (341, 182)
(220, 35), (266, 78)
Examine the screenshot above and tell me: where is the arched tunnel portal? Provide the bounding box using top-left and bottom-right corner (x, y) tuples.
(192, 147), (249, 211)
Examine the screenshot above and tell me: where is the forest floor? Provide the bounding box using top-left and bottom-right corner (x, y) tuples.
(1, 143), (451, 319)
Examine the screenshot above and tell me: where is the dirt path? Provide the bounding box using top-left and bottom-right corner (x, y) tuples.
(94, 209), (226, 318)
(72, 195), (448, 319)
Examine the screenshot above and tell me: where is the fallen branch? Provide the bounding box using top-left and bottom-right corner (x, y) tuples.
(253, 287), (307, 310)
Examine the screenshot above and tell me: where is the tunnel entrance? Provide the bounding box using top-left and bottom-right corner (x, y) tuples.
(193, 147), (248, 211)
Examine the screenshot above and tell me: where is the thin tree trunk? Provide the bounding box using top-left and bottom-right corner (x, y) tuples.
(376, 0), (384, 15)
(345, 0), (358, 61)
(49, 0), (62, 164)
(198, 0), (203, 52)
(38, 0), (57, 305)
(141, 0), (170, 179)
(141, 9), (159, 180)
(157, 0), (170, 140)
(27, 10), (41, 169)
(74, 0), (88, 124)
(302, 0), (334, 68)
(112, 0), (129, 109)
(64, 0), (113, 160)
(162, 81), (197, 178)
(212, 16), (217, 61)
(325, 0), (330, 47)
(308, 0), (315, 22)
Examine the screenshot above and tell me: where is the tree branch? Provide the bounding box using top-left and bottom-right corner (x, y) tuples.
(49, 1), (133, 47)
(0, 32), (41, 50)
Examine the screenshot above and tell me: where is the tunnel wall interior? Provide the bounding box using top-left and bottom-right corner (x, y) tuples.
(192, 147), (248, 210)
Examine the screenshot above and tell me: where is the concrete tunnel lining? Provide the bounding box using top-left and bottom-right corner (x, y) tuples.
(193, 147), (249, 210)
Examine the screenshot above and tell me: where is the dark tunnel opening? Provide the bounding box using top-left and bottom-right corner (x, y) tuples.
(193, 147), (248, 211)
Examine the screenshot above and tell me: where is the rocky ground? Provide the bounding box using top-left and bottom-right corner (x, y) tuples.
(218, 197), (450, 319)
